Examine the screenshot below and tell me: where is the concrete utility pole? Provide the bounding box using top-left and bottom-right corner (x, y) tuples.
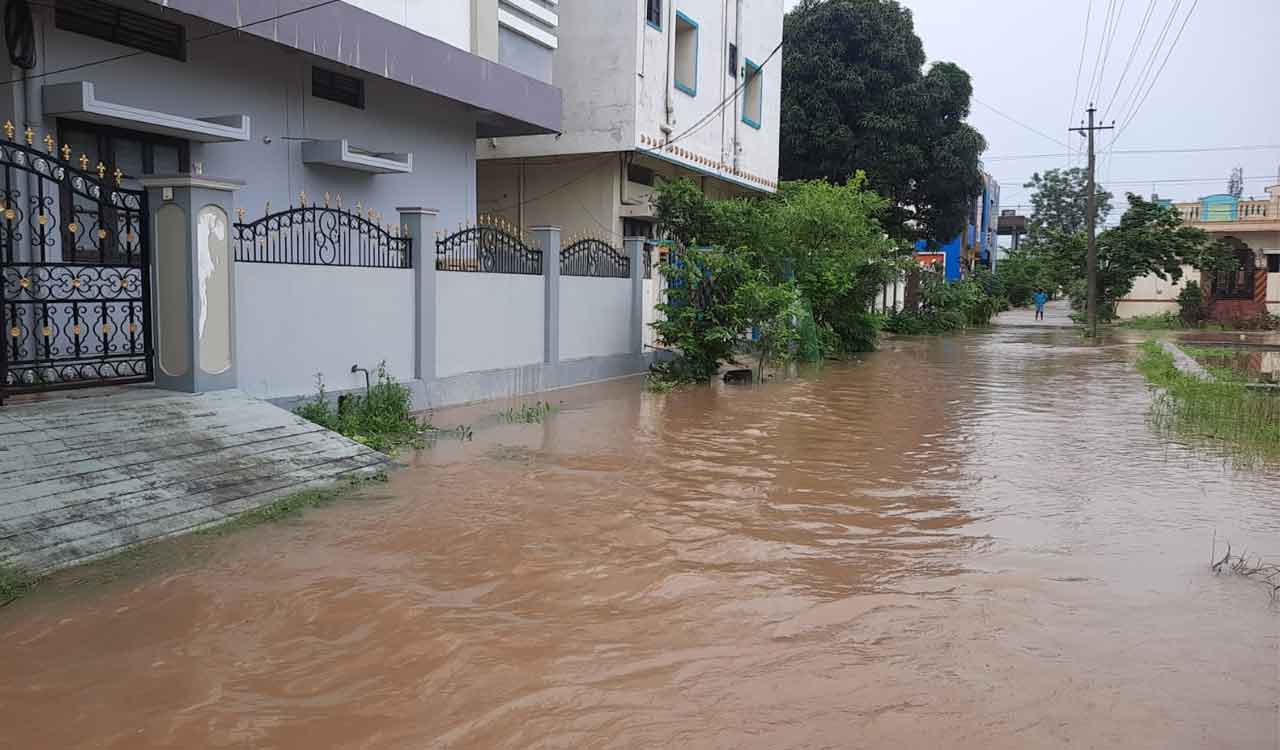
(1070, 105), (1114, 339)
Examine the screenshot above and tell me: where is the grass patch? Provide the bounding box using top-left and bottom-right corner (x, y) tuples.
(497, 401), (554, 424)
(0, 563), (36, 607)
(196, 473), (387, 537)
(295, 363), (470, 453)
(1136, 340), (1280, 458)
(1117, 313), (1193, 330)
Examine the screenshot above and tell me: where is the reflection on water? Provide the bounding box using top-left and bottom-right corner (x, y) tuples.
(2, 329), (1278, 749)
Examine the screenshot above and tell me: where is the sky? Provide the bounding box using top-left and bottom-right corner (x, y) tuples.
(780, 0), (1280, 224)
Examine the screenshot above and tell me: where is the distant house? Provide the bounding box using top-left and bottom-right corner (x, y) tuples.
(1116, 184), (1280, 321)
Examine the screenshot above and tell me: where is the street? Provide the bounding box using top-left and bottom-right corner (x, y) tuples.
(3, 328), (1277, 749)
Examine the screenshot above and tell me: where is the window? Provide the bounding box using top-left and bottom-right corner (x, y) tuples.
(56, 121), (188, 263)
(312, 67), (365, 109)
(55, 0), (186, 61)
(728, 43), (738, 78)
(646, 0), (663, 30)
(623, 218), (655, 240)
(742, 58), (763, 129)
(1269, 254), (1280, 273)
(673, 12), (698, 96)
(627, 164), (656, 186)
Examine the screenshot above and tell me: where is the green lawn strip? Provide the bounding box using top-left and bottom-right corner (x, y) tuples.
(1136, 340), (1280, 457)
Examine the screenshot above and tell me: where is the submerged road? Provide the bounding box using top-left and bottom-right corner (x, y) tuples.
(2, 326), (1278, 748)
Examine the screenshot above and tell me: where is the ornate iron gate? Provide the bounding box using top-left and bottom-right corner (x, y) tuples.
(0, 129), (152, 400)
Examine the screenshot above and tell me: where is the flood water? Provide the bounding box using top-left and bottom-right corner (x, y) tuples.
(3, 328), (1279, 749)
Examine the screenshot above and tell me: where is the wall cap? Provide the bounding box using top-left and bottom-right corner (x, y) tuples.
(529, 225), (561, 231)
(139, 174), (245, 191)
(396, 207), (440, 216)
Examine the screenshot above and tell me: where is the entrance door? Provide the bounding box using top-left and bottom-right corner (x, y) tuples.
(1, 126), (153, 400)
(1213, 246), (1257, 300)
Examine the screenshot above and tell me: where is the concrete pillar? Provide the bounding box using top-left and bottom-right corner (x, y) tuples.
(399, 207), (439, 381)
(139, 175), (243, 393)
(471, 0), (499, 60)
(533, 226), (561, 365)
(625, 237), (646, 355)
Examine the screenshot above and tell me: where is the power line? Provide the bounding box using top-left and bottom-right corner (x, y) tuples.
(984, 143), (1280, 161)
(1109, 0), (1199, 147)
(973, 98), (1071, 149)
(997, 174), (1278, 187)
(0, 0), (344, 88)
(1088, 0), (1126, 105)
(1090, 0), (1121, 104)
(1106, 0), (1183, 139)
(1066, 0), (1095, 167)
(660, 39), (784, 150)
(494, 36), (788, 215)
(1100, 0), (1158, 120)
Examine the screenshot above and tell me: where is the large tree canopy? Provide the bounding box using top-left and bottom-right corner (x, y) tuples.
(780, 0), (986, 243)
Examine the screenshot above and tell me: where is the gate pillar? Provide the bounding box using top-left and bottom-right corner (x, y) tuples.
(139, 175), (243, 394)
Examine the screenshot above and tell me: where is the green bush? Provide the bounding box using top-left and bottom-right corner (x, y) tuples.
(885, 273), (1000, 335)
(1177, 281), (1206, 326)
(295, 363), (425, 453)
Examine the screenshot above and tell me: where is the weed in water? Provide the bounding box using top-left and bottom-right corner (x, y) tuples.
(498, 401), (555, 424)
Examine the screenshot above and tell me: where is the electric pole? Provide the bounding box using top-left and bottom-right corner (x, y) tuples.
(1070, 105), (1114, 339)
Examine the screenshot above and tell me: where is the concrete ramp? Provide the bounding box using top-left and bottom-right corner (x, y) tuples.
(0, 388), (389, 573)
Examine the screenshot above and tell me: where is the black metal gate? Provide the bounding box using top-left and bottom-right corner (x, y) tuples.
(0, 130), (151, 400)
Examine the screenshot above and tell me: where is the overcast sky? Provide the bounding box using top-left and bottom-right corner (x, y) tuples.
(781, 0), (1280, 220)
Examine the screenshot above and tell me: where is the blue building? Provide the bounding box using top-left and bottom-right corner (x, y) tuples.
(914, 172), (1000, 281)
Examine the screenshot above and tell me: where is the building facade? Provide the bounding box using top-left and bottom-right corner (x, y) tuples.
(0, 0), (660, 409)
(1116, 184), (1280, 320)
(475, 0), (784, 242)
(913, 172), (1000, 281)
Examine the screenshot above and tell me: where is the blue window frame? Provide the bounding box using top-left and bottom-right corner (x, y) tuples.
(742, 58), (762, 129)
(673, 11), (698, 97)
(646, 0), (662, 31)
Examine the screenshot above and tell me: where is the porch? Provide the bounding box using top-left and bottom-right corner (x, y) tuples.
(0, 387), (387, 572)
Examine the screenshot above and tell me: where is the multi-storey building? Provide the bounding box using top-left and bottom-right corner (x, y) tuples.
(912, 172), (1000, 281)
(0, 0), (563, 404)
(476, 0), (784, 241)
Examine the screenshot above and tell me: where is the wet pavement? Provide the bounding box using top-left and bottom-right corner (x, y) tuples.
(2, 327), (1278, 749)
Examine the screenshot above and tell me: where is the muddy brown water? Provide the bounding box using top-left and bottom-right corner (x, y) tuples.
(3, 329), (1279, 749)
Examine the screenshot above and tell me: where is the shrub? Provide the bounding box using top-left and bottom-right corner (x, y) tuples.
(295, 363), (424, 453)
(650, 248), (798, 384)
(885, 273), (999, 334)
(1177, 281), (1206, 326)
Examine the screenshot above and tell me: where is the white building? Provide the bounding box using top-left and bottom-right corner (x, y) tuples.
(477, 0), (784, 241)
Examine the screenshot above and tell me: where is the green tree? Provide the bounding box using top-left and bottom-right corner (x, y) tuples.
(780, 0), (986, 243)
(1023, 167), (1113, 241)
(1061, 194), (1233, 319)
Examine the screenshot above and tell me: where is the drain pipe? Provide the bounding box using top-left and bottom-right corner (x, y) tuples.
(662, 0), (675, 136)
(350, 364), (371, 399)
(732, 0), (743, 171)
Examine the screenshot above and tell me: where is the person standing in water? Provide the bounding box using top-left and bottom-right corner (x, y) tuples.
(1033, 289), (1049, 321)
